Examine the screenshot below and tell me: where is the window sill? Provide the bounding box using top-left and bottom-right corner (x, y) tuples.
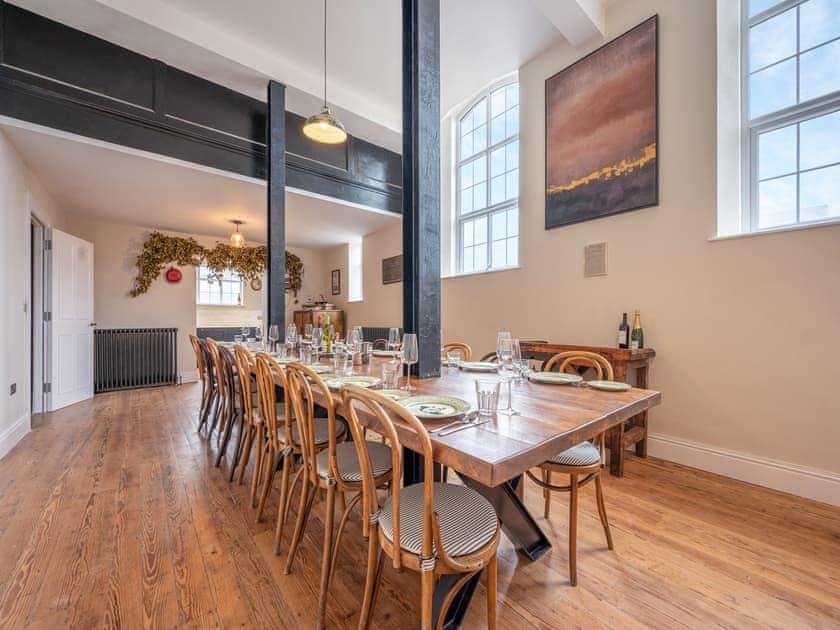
(709, 217), (840, 242)
(347, 299), (363, 303)
(196, 304), (247, 308)
(443, 265), (522, 280)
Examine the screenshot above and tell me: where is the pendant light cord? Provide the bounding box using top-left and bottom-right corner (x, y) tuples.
(323, 0), (327, 108)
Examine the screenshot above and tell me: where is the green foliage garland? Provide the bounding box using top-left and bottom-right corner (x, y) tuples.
(130, 231), (303, 298)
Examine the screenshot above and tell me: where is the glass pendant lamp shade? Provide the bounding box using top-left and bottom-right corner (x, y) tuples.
(303, 105), (347, 143)
(230, 220), (245, 248)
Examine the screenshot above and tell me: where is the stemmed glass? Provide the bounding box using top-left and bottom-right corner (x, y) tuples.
(268, 324), (280, 352)
(401, 333), (418, 391)
(304, 323), (313, 340)
(311, 326), (323, 362)
(497, 338), (520, 416)
(242, 325), (251, 339)
(387, 327), (400, 353)
(346, 327), (362, 352)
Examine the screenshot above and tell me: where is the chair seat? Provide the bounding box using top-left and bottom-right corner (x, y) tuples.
(379, 483), (498, 558)
(279, 417), (345, 446)
(315, 440), (392, 483)
(549, 441), (601, 466)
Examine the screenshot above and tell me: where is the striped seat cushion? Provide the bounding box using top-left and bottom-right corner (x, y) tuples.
(379, 483), (498, 557)
(549, 441), (601, 466)
(315, 441), (392, 483)
(278, 417), (346, 446)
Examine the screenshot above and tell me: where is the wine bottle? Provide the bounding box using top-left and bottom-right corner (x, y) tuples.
(617, 313), (629, 349)
(630, 310), (644, 350)
(323, 315), (332, 352)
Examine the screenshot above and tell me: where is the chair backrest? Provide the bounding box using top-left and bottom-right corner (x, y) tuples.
(254, 352), (292, 451)
(442, 342), (472, 361)
(205, 339), (228, 401)
(543, 351), (614, 381)
(189, 334), (205, 373)
(284, 363), (339, 486)
(341, 384), (434, 569)
(217, 346), (239, 404)
(372, 338), (388, 350)
(479, 351), (498, 363)
(233, 345), (256, 425)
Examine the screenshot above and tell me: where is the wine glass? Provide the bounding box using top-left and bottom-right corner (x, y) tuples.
(242, 325), (251, 339)
(268, 324), (280, 352)
(286, 323), (297, 343)
(497, 338), (520, 416)
(387, 327), (400, 353)
(304, 323), (313, 340)
(346, 327), (362, 353)
(401, 333), (418, 391)
(496, 331), (511, 361)
(311, 326), (323, 362)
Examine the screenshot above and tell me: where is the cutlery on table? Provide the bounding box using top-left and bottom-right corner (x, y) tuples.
(438, 417), (490, 437)
(429, 411), (478, 434)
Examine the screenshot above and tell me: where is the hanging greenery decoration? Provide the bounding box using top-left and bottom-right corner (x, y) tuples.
(129, 231), (303, 298)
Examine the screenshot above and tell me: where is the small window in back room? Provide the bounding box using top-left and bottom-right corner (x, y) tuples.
(196, 265), (243, 306)
(348, 240), (363, 302)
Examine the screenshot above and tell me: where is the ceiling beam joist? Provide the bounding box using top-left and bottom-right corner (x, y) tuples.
(529, 0), (606, 48)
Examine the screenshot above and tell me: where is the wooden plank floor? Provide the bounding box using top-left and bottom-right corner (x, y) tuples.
(0, 384), (838, 629)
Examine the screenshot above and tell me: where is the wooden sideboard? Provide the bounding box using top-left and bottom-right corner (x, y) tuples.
(519, 342), (656, 477)
(293, 309), (345, 339)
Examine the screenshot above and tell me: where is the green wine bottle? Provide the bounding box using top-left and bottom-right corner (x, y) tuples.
(630, 310), (644, 350)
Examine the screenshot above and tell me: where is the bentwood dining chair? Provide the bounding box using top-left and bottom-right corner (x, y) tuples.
(528, 351), (615, 586)
(281, 364), (394, 629)
(215, 346), (247, 472)
(342, 385), (501, 630)
(442, 342), (472, 361)
(189, 335), (215, 432)
(232, 345), (263, 490)
(204, 339), (230, 445)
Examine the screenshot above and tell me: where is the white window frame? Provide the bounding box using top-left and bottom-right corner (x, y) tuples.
(741, 0), (840, 231)
(196, 264), (244, 306)
(348, 240), (363, 302)
(455, 81), (519, 274)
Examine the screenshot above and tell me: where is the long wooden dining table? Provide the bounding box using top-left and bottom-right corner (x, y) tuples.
(259, 353), (661, 628)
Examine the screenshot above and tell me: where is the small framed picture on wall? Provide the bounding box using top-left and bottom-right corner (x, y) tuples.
(331, 269), (341, 295)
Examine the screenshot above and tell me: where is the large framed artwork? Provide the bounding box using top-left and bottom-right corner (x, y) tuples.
(545, 15), (658, 229)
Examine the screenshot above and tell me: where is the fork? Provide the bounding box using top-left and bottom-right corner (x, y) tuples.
(429, 410), (478, 434)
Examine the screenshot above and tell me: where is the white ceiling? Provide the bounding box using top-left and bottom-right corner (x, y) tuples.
(1, 120), (399, 248)
(8, 0), (608, 150)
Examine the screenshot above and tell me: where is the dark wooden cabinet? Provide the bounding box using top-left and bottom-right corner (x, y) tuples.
(293, 309), (345, 339)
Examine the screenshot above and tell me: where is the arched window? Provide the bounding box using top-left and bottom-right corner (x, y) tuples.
(456, 82), (519, 273)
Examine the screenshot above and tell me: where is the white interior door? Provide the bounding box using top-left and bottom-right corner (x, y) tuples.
(49, 229), (94, 410)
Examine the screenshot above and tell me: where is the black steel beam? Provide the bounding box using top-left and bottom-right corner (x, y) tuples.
(267, 81), (286, 334)
(402, 0), (441, 379)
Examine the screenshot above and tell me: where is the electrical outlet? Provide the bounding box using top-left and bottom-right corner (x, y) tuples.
(9, 383), (16, 396)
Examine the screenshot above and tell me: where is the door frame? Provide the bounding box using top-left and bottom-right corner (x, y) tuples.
(25, 193), (49, 416)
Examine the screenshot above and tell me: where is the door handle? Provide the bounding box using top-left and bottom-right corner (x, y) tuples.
(90, 322), (97, 327)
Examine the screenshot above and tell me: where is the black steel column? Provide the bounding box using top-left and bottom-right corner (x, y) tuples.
(402, 0), (441, 379)
(267, 80), (286, 333)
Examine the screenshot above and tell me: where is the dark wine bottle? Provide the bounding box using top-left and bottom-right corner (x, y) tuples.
(630, 309), (644, 350)
(617, 313), (629, 349)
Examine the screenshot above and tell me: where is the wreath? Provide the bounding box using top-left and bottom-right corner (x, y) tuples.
(130, 231), (303, 298)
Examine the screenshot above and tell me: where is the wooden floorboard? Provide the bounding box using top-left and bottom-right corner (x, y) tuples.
(0, 384), (838, 629)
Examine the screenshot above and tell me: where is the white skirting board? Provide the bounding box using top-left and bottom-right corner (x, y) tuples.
(180, 371), (199, 384)
(647, 433), (840, 507)
(0, 414), (30, 460)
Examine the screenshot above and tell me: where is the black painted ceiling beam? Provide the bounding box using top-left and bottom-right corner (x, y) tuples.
(266, 81), (286, 334)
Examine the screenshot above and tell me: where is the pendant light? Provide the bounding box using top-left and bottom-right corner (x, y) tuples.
(303, 0), (347, 144)
(230, 220), (245, 248)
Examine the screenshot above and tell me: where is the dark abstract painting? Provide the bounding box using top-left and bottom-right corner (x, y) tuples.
(545, 16), (658, 229)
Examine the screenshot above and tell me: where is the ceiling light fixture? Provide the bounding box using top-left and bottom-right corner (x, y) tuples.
(303, 0), (347, 144)
(230, 219), (245, 248)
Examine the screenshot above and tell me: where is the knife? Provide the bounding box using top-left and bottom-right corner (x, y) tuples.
(438, 417), (490, 437)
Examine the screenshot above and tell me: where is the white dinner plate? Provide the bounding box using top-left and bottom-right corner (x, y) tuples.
(528, 371), (583, 385)
(323, 375), (382, 390)
(587, 380), (631, 392)
(373, 349), (400, 357)
(459, 361), (499, 372)
(379, 389), (410, 401)
(400, 395), (471, 420)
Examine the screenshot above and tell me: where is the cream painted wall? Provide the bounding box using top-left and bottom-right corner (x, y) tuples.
(1, 128), (66, 444)
(324, 221), (403, 330)
(438, 0), (840, 475)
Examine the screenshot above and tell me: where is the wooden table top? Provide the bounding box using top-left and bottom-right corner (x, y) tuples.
(267, 357), (661, 488)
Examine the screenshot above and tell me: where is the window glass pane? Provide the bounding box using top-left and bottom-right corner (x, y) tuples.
(750, 58), (797, 118)
(490, 146), (505, 177)
(463, 245), (474, 273)
(463, 220), (474, 246)
(800, 163), (840, 221)
(508, 207), (519, 236)
(800, 109), (840, 170)
(506, 170), (519, 200)
(800, 0), (840, 50)
(491, 211), (507, 239)
(473, 182), (487, 211)
(491, 114), (506, 144)
(474, 243), (487, 270)
(490, 175), (505, 205)
(491, 88), (506, 118)
(506, 140), (519, 171)
(473, 155), (487, 183)
(750, 0), (784, 16)
(473, 98), (487, 126)
(460, 188), (473, 214)
(474, 216), (488, 244)
(749, 8), (796, 70)
(758, 174), (797, 227)
(473, 123), (487, 153)
(505, 106), (519, 139)
(758, 124), (797, 179)
(491, 239), (507, 268)
(461, 109), (473, 134)
(460, 132), (473, 159)
(459, 162), (473, 189)
(507, 236), (519, 266)
(506, 84), (519, 108)
(800, 39), (840, 102)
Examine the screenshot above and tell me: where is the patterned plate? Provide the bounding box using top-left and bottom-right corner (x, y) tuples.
(458, 361), (499, 372)
(528, 371), (583, 385)
(308, 364), (332, 374)
(379, 389), (410, 401)
(400, 395), (471, 420)
(323, 375), (382, 390)
(587, 380), (631, 392)
(373, 349), (400, 357)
